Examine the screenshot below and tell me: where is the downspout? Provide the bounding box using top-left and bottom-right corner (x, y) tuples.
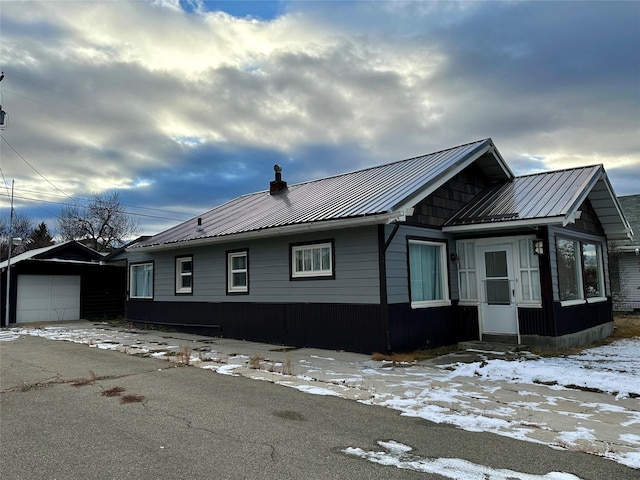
(379, 222), (401, 352)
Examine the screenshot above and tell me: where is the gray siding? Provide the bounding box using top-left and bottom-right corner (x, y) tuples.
(548, 226), (610, 302)
(126, 226), (381, 304)
(384, 224), (453, 305)
(614, 254), (640, 310)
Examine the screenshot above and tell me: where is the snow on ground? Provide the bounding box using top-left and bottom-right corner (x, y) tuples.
(343, 440), (583, 480)
(3, 324), (639, 470)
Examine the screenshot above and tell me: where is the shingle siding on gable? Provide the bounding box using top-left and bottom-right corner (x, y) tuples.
(566, 199), (606, 236)
(408, 163), (489, 227)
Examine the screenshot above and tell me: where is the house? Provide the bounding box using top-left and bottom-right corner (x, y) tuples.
(112, 139), (633, 353)
(1, 240), (126, 325)
(611, 194), (640, 312)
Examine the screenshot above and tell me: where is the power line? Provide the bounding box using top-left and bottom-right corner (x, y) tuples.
(1, 134), (82, 206)
(0, 192), (190, 222)
(10, 186), (195, 218)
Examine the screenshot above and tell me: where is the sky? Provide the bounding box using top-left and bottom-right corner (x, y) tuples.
(3, 324), (640, 469)
(1, 0), (639, 236)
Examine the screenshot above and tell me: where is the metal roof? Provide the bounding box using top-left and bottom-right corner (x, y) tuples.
(617, 194), (640, 247)
(0, 241), (104, 269)
(443, 165), (633, 241)
(135, 138), (511, 249)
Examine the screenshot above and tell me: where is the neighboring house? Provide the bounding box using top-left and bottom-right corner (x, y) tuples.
(111, 139), (632, 353)
(611, 194), (640, 312)
(1, 241), (126, 325)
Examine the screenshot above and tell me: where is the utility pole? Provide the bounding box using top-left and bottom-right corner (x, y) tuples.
(4, 180), (15, 327)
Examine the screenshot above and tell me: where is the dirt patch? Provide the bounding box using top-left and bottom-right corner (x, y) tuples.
(101, 386), (126, 397)
(120, 394), (145, 404)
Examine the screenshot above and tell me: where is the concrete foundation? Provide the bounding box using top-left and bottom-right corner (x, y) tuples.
(521, 321), (614, 350)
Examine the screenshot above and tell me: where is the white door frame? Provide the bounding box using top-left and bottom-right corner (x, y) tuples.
(477, 244), (520, 340)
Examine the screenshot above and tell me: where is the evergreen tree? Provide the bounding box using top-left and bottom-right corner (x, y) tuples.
(28, 222), (55, 249)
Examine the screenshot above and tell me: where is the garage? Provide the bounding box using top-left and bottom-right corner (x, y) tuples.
(16, 275), (81, 323)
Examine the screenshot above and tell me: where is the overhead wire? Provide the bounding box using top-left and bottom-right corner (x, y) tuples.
(0, 70), (200, 228)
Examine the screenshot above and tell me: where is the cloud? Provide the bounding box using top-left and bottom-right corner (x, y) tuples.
(1, 0), (638, 236)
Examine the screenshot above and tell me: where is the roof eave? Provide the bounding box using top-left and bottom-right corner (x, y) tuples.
(131, 211), (406, 252)
(442, 216), (569, 234)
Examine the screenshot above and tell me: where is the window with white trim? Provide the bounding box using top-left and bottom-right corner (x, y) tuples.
(582, 243), (604, 299)
(557, 237), (606, 304)
(130, 262), (153, 299)
(291, 242), (333, 278)
(518, 239), (541, 303)
(557, 238), (581, 302)
(457, 240), (477, 301)
(227, 250), (248, 293)
(408, 239), (449, 307)
(175, 256), (193, 294)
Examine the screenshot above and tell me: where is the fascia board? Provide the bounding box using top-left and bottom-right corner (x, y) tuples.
(131, 211), (404, 252)
(599, 174), (634, 241)
(442, 216), (567, 233)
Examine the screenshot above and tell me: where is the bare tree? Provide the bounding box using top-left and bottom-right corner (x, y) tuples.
(0, 212), (33, 260)
(57, 191), (138, 252)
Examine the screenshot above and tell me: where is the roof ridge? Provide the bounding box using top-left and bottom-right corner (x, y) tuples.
(515, 163), (603, 178)
(239, 138), (491, 195)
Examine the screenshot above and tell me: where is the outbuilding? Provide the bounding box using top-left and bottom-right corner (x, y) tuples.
(1, 241), (126, 325)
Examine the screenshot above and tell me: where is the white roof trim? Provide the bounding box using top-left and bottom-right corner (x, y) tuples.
(135, 211), (404, 252)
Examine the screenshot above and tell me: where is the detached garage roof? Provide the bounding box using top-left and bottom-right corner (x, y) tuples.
(134, 138), (512, 250)
(0, 241), (103, 270)
(443, 165), (633, 241)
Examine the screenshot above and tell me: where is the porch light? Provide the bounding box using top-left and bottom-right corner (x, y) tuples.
(450, 252), (459, 262)
(533, 239), (544, 256)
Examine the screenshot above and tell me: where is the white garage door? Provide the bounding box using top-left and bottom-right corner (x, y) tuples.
(16, 275), (81, 323)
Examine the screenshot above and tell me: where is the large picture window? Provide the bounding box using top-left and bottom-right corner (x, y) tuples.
(227, 250), (248, 294)
(291, 241), (333, 279)
(557, 237), (605, 303)
(582, 243), (604, 299)
(409, 239), (449, 307)
(557, 238), (581, 302)
(130, 262), (153, 299)
(175, 256), (193, 294)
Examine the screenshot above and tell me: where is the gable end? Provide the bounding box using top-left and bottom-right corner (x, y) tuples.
(407, 163), (491, 227)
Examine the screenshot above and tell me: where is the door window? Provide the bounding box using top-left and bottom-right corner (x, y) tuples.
(484, 250), (510, 305)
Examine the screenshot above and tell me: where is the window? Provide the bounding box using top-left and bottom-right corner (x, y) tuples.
(518, 239), (541, 303)
(175, 256), (193, 294)
(227, 250), (248, 293)
(291, 241), (333, 279)
(557, 238), (581, 302)
(582, 243), (604, 299)
(457, 241), (477, 301)
(557, 238), (606, 304)
(130, 262), (153, 299)
(408, 239), (449, 307)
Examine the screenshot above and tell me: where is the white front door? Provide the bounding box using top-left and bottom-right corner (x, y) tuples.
(478, 245), (517, 335)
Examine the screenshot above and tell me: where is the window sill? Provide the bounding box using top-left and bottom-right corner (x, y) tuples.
(517, 303), (542, 308)
(411, 300), (452, 309)
(560, 299), (586, 307)
(587, 296), (607, 304)
(457, 300), (479, 306)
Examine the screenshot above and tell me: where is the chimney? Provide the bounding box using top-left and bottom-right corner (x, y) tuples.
(269, 164), (288, 195)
